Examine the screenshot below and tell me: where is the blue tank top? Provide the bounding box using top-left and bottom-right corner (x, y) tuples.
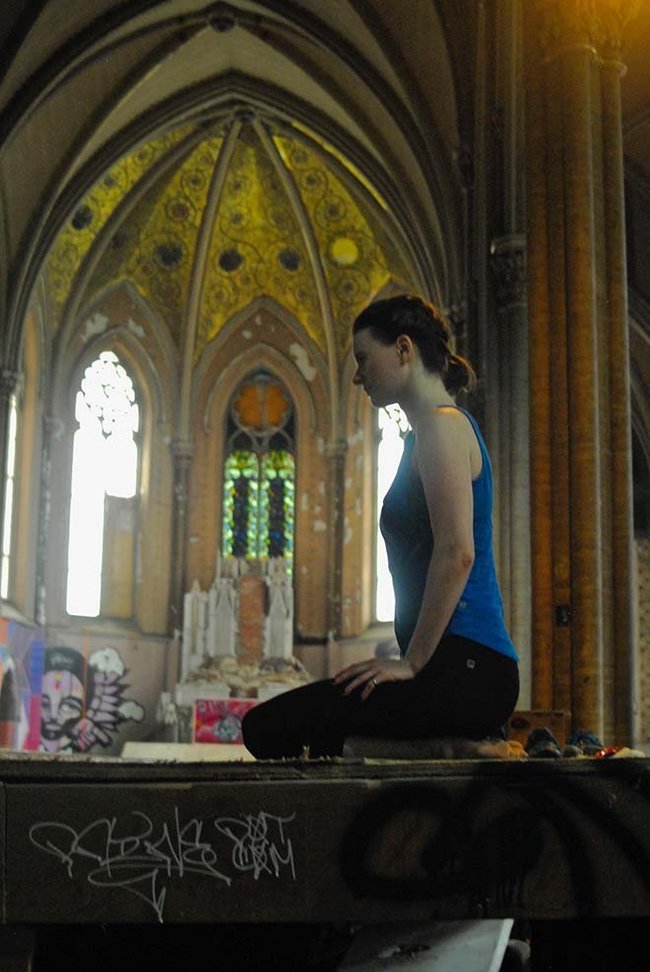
(380, 407), (518, 662)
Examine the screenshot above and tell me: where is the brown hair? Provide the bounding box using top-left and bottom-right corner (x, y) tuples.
(353, 294), (476, 394)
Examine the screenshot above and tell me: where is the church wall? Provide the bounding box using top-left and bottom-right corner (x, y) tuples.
(341, 373), (376, 638)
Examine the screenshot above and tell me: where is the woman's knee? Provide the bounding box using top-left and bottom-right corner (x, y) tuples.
(241, 704), (267, 756)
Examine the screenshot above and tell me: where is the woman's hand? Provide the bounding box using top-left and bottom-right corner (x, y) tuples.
(333, 657), (415, 701)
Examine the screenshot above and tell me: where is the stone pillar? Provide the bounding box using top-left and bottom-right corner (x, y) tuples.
(0, 371), (18, 599)
(325, 439), (347, 639)
(170, 439), (194, 637)
(524, 27), (554, 710)
(485, 1), (531, 703)
(600, 28), (638, 745)
(525, 0), (640, 742)
(490, 234), (531, 701)
(35, 415), (64, 625)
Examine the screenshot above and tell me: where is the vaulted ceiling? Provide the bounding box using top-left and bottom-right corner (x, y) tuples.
(1, 1), (650, 371)
(0, 0), (476, 370)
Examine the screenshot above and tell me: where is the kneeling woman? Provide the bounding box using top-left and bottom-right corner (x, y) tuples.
(242, 294), (519, 759)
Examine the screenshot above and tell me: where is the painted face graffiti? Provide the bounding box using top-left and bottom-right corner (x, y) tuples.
(40, 646), (144, 753)
(40, 669), (85, 742)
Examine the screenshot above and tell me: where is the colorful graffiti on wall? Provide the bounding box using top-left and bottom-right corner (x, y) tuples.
(0, 618), (45, 750)
(41, 645), (144, 753)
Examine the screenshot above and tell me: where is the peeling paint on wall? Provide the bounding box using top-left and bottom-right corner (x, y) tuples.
(127, 318), (145, 338)
(81, 312), (109, 341)
(289, 343), (317, 381)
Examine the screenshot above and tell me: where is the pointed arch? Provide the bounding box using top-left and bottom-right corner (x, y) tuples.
(45, 295), (175, 633)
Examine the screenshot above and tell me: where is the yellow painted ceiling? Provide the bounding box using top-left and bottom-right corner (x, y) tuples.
(88, 134), (223, 347)
(274, 134), (407, 358)
(47, 125), (194, 329)
(197, 126), (323, 359)
(46, 115), (412, 361)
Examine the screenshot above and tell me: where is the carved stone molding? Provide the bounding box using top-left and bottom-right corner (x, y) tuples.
(455, 145), (474, 192)
(324, 439), (347, 462)
(43, 415), (65, 440)
(489, 234), (527, 311)
(171, 439), (194, 509)
(531, 0), (643, 59)
(447, 302), (468, 349)
(0, 370), (19, 402)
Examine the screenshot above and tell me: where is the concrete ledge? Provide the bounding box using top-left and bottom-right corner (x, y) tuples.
(0, 755), (649, 924)
(343, 737), (511, 759)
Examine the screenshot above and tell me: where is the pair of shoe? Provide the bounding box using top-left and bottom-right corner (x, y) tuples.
(524, 727), (562, 758)
(567, 728), (604, 755)
(525, 726), (608, 759)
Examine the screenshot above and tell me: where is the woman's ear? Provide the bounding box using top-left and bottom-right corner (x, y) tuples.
(396, 334), (413, 360)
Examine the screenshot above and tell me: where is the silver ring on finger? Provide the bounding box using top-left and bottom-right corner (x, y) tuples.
(370, 676), (378, 687)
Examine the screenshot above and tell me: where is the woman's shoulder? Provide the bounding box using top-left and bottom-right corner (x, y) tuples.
(415, 406), (483, 477)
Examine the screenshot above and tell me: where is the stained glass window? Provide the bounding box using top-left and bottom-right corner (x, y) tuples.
(222, 372), (295, 569)
(66, 351), (139, 616)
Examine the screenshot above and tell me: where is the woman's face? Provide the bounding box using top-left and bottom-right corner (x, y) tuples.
(352, 328), (404, 407)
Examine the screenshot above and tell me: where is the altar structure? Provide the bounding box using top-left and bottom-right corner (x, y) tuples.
(169, 555), (311, 740)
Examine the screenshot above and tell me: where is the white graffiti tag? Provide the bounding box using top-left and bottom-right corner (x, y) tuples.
(215, 812), (296, 880)
(29, 808), (295, 922)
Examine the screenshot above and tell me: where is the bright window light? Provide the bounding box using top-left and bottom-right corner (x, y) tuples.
(66, 352), (139, 616)
(375, 404), (410, 622)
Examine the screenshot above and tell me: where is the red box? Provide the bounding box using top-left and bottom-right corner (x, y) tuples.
(193, 698), (258, 745)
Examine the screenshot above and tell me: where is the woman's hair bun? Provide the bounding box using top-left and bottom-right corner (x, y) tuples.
(353, 294), (477, 394)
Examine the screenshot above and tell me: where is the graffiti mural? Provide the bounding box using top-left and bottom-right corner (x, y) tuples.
(0, 618), (45, 750)
(41, 645), (144, 753)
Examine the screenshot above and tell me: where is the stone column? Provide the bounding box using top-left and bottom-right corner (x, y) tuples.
(524, 24), (555, 709)
(325, 439), (347, 639)
(170, 439), (194, 636)
(561, 27), (604, 738)
(599, 25), (638, 744)
(35, 415), (64, 626)
(490, 234), (531, 700)
(525, 0), (640, 742)
(0, 371), (18, 599)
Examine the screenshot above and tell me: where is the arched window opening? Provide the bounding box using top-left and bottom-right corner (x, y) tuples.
(222, 371), (295, 569)
(376, 404), (410, 621)
(66, 351), (140, 617)
(1, 394), (18, 600)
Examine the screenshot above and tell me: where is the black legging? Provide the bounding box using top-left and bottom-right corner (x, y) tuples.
(242, 635), (519, 759)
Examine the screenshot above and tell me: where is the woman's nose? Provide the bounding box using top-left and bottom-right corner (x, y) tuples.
(353, 367), (362, 385)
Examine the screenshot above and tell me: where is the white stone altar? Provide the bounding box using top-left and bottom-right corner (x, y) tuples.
(173, 555), (310, 718)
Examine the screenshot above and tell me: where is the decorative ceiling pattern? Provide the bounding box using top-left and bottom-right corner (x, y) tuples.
(197, 125), (322, 361)
(46, 124), (194, 329)
(274, 134), (409, 358)
(46, 111), (413, 365)
(87, 133), (224, 346)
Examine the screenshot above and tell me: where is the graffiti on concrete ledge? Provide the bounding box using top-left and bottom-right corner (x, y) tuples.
(339, 770), (650, 918)
(29, 808), (297, 921)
